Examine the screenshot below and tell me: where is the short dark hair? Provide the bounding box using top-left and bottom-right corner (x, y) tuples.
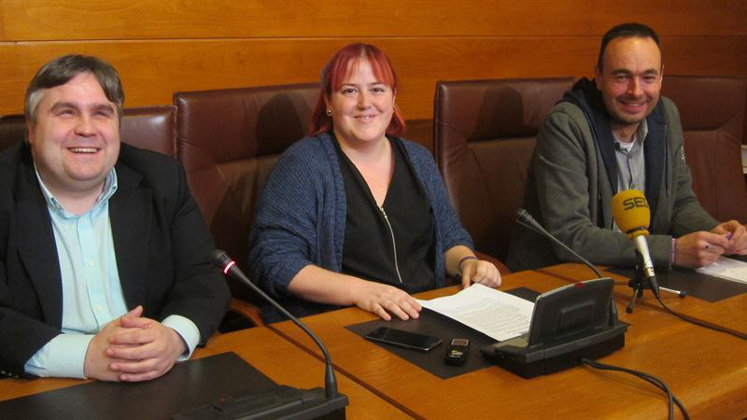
(25, 54), (124, 124)
(597, 23), (661, 71)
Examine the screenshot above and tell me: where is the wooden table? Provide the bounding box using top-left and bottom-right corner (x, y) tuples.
(0, 327), (412, 419)
(271, 268), (747, 419)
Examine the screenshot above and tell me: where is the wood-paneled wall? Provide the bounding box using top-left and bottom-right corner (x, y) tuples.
(1, 0), (745, 121)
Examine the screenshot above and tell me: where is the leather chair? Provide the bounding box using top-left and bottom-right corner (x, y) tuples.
(120, 106), (177, 157)
(174, 83), (319, 321)
(0, 114), (25, 152)
(662, 76), (747, 222)
(0, 106), (176, 156)
(434, 78), (574, 268)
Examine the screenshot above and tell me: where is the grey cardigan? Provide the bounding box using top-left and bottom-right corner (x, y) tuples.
(248, 132), (472, 322)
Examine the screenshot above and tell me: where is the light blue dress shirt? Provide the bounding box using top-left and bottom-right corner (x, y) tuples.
(25, 168), (200, 378)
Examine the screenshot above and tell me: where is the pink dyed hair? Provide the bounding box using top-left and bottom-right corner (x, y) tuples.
(309, 43), (405, 136)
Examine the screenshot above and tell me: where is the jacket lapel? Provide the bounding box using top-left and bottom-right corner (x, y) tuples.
(644, 101), (667, 222)
(591, 111), (619, 196)
(563, 78), (618, 227)
(109, 163), (150, 308)
(14, 158), (63, 328)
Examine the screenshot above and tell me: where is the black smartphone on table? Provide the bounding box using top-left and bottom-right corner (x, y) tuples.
(364, 327), (443, 352)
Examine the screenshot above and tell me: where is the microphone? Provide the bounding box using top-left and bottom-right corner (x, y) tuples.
(610, 190), (660, 298)
(516, 208), (618, 323)
(210, 250), (340, 401)
(517, 208), (603, 279)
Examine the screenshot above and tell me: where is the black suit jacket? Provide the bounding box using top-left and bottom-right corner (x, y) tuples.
(0, 142), (230, 378)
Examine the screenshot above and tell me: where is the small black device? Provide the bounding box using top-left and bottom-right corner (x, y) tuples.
(364, 327), (443, 352)
(444, 338), (470, 365)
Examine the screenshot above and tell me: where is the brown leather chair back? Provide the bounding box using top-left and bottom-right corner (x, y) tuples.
(174, 83), (318, 300)
(0, 114), (25, 152)
(0, 106), (176, 157)
(120, 106), (177, 157)
(435, 77), (574, 262)
(662, 76), (747, 221)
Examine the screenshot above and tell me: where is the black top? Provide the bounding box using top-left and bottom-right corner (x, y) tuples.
(333, 135), (435, 293)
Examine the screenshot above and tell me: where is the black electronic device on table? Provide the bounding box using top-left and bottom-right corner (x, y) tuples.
(481, 277), (627, 378)
(207, 250), (349, 419)
(0, 352), (346, 420)
(444, 338), (470, 366)
(488, 209), (628, 378)
(365, 327), (443, 352)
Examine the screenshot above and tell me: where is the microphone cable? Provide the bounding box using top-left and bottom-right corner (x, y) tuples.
(581, 357), (690, 420)
(648, 291), (747, 341)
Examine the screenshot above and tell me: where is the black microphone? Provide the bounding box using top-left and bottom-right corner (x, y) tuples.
(211, 250), (339, 401)
(516, 208), (619, 323)
(517, 208), (603, 278)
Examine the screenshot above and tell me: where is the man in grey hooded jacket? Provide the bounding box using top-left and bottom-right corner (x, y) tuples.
(507, 22), (747, 272)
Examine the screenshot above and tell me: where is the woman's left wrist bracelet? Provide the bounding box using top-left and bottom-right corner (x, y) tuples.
(458, 255), (477, 275)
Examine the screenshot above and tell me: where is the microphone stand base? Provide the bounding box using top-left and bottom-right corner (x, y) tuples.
(626, 268), (686, 313)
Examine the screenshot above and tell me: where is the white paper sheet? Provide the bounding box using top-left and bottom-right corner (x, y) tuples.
(696, 256), (747, 283)
(416, 284), (534, 341)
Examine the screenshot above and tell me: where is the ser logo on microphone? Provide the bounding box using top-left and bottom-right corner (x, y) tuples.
(622, 196), (649, 211)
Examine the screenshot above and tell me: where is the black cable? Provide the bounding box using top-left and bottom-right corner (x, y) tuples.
(581, 358), (690, 420)
(615, 281), (747, 340)
(653, 292), (747, 341)
(636, 372), (688, 418)
(613, 281), (629, 287)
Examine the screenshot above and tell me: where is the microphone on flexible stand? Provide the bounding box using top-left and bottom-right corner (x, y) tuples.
(516, 208), (619, 325)
(610, 190), (685, 313)
(211, 250), (339, 400)
(480, 209), (627, 378)
(207, 250), (348, 418)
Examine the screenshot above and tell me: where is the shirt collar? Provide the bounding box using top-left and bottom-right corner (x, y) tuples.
(35, 167), (119, 216)
(613, 119), (648, 151)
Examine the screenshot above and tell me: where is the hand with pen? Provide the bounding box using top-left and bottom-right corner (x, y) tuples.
(674, 220), (747, 268)
(711, 220), (747, 255)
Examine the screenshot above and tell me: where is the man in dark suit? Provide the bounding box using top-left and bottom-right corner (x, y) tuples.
(0, 55), (230, 382)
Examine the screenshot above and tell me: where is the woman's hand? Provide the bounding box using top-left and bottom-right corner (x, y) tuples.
(349, 280), (422, 321)
(460, 259), (502, 289)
